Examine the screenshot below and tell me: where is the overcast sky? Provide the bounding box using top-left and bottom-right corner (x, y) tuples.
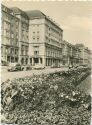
(2, 1), (92, 50)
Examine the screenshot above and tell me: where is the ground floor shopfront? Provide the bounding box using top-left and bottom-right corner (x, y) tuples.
(2, 54), (89, 68)
(29, 56), (63, 67)
(62, 56), (80, 66)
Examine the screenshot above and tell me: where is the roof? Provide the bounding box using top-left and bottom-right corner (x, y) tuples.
(63, 40), (73, 47)
(11, 7), (29, 19)
(26, 10), (45, 19)
(75, 44), (84, 48)
(26, 10), (63, 31)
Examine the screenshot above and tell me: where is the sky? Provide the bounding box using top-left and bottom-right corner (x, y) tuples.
(2, 0), (92, 50)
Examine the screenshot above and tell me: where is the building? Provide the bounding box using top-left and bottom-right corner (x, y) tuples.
(1, 5), (19, 64)
(62, 40), (73, 66)
(11, 7), (29, 65)
(75, 44), (91, 66)
(26, 10), (64, 67)
(62, 41), (81, 66)
(1, 4), (91, 67)
(72, 45), (80, 66)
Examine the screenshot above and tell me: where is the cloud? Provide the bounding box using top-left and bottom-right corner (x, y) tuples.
(61, 15), (92, 31)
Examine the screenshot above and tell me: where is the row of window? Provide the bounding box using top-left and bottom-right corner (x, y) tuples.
(46, 27), (62, 40)
(21, 45), (28, 55)
(33, 37), (40, 41)
(1, 46), (18, 55)
(46, 50), (62, 57)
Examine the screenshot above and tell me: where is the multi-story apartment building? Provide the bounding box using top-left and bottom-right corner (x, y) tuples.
(62, 40), (73, 66)
(75, 44), (91, 66)
(62, 40), (80, 66)
(72, 45), (80, 66)
(11, 7), (29, 65)
(26, 10), (63, 67)
(1, 5), (19, 64)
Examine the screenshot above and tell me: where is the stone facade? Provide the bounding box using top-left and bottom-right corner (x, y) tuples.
(1, 4), (91, 67)
(27, 10), (63, 67)
(11, 7), (29, 65)
(75, 44), (91, 66)
(1, 5), (19, 64)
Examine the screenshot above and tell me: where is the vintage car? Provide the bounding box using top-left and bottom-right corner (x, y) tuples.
(33, 64), (45, 70)
(8, 63), (23, 72)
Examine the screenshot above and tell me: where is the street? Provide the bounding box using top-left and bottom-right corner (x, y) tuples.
(1, 66), (68, 83)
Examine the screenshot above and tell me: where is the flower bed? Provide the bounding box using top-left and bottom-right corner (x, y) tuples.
(1, 67), (91, 125)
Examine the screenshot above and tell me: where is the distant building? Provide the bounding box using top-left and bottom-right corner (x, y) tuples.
(62, 41), (81, 66)
(62, 40), (73, 66)
(75, 44), (91, 66)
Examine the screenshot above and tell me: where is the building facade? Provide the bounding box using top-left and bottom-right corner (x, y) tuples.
(75, 44), (91, 66)
(27, 10), (63, 67)
(1, 4), (91, 67)
(62, 41), (81, 66)
(11, 7), (29, 65)
(1, 5), (19, 64)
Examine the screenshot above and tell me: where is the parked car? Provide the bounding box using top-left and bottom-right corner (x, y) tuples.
(22, 65), (32, 71)
(33, 64), (45, 70)
(8, 63), (23, 72)
(51, 64), (58, 68)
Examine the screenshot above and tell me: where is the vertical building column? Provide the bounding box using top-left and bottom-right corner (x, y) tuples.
(39, 58), (41, 64)
(32, 57), (34, 66)
(28, 57), (30, 65)
(43, 57), (46, 67)
(68, 57), (70, 66)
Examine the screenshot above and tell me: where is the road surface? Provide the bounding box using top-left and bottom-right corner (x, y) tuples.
(1, 66), (68, 83)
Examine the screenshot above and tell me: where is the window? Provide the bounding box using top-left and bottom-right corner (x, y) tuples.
(30, 58), (32, 63)
(1, 46), (3, 54)
(26, 58), (28, 64)
(34, 46), (39, 48)
(10, 48), (14, 54)
(11, 33), (14, 38)
(40, 58), (42, 64)
(15, 49), (18, 55)
(15, 57), (18, 62)
(37, 38), (39, 41)
(7, 56), (10, 62)
(34, 51), (39, 55)
(11, 57), (14, 63)
(33, 37), (35, 40)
